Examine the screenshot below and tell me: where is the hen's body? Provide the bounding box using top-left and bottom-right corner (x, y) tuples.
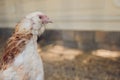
(0, 35), (44, 80)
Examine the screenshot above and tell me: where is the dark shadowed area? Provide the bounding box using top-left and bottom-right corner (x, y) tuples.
(0, 28), (120, 80)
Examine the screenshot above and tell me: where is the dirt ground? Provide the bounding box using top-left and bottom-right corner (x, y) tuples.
(39, 44), (120, 80)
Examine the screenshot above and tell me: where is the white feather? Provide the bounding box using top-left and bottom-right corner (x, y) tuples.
(1, 37), (44, 80)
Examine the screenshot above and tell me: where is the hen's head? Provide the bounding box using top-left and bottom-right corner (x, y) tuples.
(15, 12), (52, 36)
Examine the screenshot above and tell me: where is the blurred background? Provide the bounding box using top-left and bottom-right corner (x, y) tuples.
(0, 0), (120, 80)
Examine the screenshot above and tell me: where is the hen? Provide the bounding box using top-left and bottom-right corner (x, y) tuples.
(0, 12), (52, 80)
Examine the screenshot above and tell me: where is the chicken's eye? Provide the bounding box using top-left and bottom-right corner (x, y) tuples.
(39, 16), (42, 19)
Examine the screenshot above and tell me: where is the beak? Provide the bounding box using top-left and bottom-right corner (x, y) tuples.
(48, 20), (53, 23)
(41, 15), (53, 24)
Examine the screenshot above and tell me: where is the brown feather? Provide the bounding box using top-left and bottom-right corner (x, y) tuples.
(0, 30), (33, 70)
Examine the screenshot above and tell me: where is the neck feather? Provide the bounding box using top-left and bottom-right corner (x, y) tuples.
(0, 32), (33, 70)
